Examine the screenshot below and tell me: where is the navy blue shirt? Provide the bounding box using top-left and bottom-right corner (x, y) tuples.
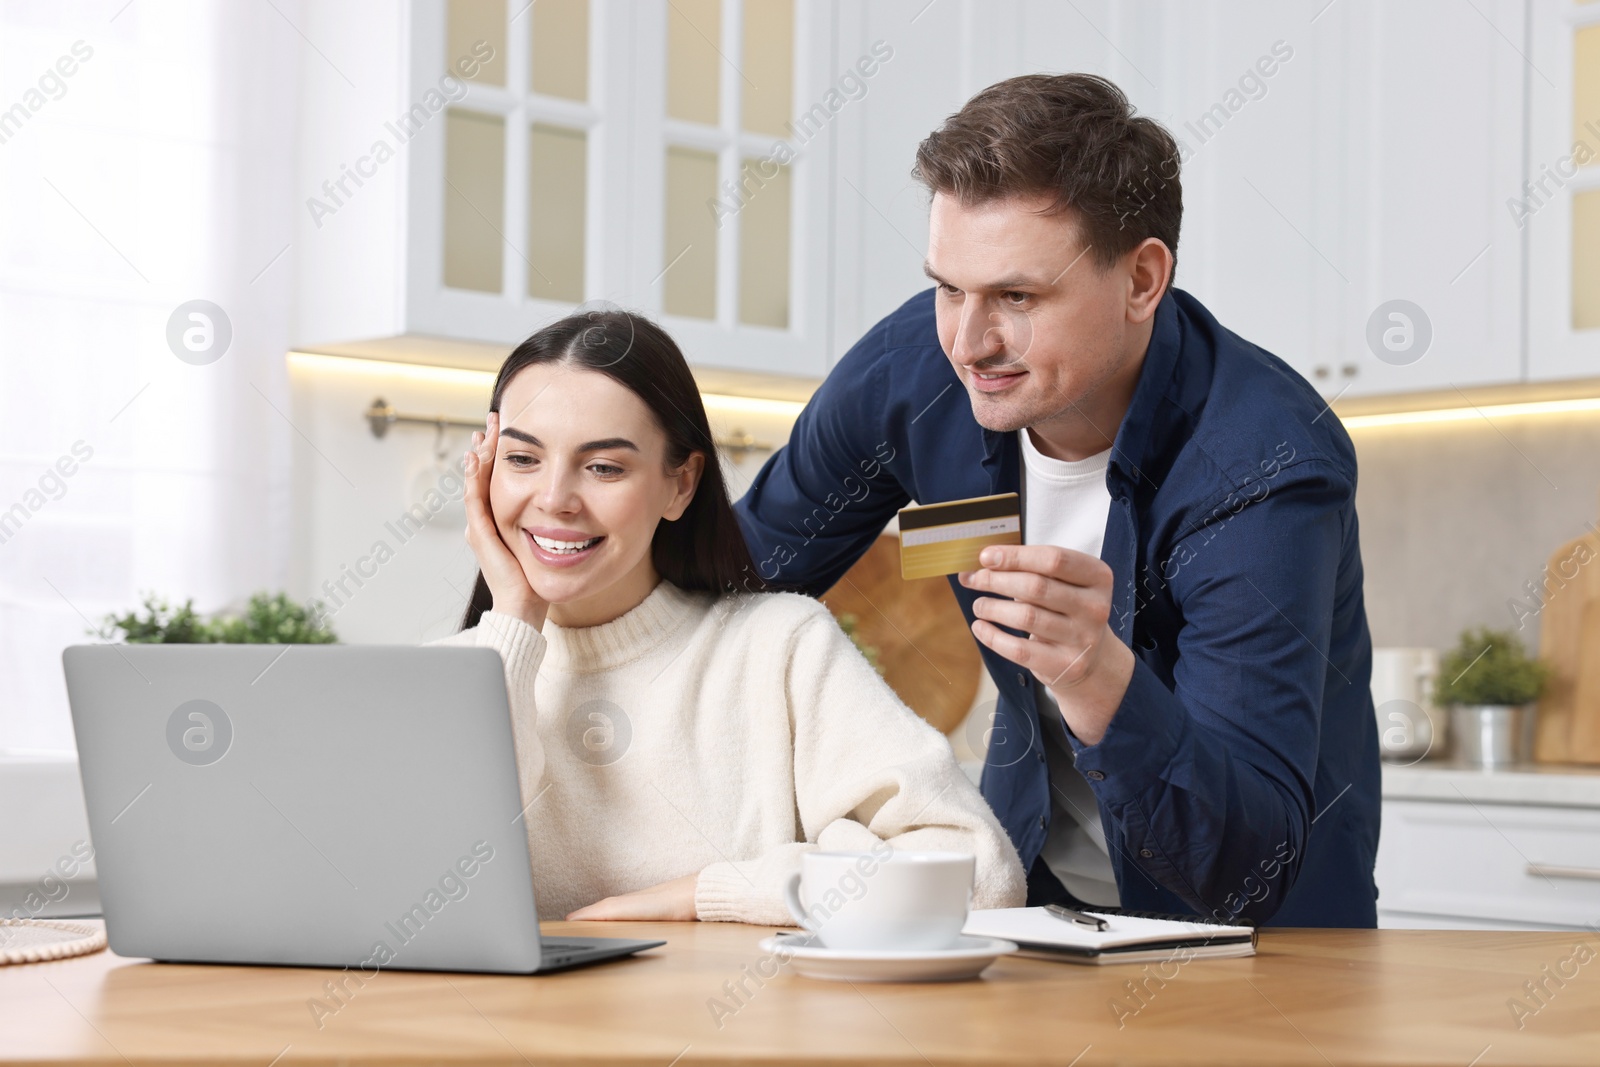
(733, 286), (1381, 927)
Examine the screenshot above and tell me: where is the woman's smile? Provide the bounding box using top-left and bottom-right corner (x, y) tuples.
(524, 527), (606, 568)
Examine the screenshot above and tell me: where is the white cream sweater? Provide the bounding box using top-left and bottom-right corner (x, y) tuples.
(430, 579), (1027, 924)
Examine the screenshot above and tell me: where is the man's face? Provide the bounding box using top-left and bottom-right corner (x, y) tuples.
(924, 192), (1140, 436)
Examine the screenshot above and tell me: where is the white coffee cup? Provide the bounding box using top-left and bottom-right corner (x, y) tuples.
(781, 847), (974, 952)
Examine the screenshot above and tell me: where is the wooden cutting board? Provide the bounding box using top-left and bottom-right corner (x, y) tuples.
(1533, 512), (1600, 763)
(820, 534), (983, 736)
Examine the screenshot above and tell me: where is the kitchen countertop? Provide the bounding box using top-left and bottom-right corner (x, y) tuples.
(1382, 760), (1600, 808)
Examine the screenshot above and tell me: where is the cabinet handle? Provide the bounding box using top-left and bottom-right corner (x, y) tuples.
(1313, 365), (1330, 380)
(1340, 364), (1359, 377)
(1527, 863), (1600, 882)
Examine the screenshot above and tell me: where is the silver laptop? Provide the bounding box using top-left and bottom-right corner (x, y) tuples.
(61, 643), (662, 974)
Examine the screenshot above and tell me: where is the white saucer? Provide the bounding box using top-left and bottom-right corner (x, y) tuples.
(756, 933), (1018, 983)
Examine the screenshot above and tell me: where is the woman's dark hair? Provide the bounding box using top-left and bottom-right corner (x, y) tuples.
(459, 307), (767, 630)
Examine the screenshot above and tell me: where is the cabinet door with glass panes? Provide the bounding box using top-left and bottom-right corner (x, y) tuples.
(406, 0), (615, 346)
(627, 0), (835, 381)
(412, 0), (835, 380)
(1528, 0), (1600, 383)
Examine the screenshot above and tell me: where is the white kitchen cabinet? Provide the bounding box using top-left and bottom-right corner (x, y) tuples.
(1129, 2), (1333, 395)
(296, 1), (602, 359)
(294, 1), (1556, 400)
(1156, 0), (1526, 399)
(1377, 766), (1600, 930)
(830, 1), (1531, 400)
(1526, 0), (1600, 383)
(1327, 0), (1527, 398)
(294, 0), (837, 383)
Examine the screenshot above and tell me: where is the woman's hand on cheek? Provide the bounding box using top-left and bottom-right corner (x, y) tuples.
(464, 412), (548, 630)
(564, 873), (700, 922)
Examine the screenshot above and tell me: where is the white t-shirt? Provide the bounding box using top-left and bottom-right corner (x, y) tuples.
(1018, 427), (1122, 906)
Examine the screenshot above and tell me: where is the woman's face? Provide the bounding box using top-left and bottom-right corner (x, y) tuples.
(489, 362), (703, 624)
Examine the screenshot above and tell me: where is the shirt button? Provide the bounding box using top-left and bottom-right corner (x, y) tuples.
(1016, 672), (1029, 687)
(1085, 770), (1105, 781)
(1139, 848), (1154, 858)
(1038, 815), (1048, 830)
(1037, 752), (1045, 763)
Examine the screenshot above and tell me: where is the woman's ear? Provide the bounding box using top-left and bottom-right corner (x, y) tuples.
(662, 451), (706, 522)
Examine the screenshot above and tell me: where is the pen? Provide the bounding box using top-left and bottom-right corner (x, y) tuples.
(1044, 903), (1109, 931)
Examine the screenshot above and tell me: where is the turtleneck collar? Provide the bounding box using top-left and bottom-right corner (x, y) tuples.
(538, 578), (708, 673)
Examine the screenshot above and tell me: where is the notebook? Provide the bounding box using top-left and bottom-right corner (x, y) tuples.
(962, 907), (1257, 965)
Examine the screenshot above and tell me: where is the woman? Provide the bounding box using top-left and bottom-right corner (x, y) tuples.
(433, 307), (1025, 925)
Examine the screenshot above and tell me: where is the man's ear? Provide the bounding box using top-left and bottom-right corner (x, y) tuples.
(1125, 237), (1173, 324)
(662, 451), (706, 522)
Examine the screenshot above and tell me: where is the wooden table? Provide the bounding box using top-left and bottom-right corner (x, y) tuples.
(3, 920), (1598, 1065)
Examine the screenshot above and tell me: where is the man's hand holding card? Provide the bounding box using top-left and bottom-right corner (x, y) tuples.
(898, 493), (1134, 746)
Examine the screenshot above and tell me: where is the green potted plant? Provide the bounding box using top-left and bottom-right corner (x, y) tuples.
(208, 592), (338, 644)
(97, 591), (337, 644)
(95, 593), (214, 643)
(1432, 626), (1549, 769)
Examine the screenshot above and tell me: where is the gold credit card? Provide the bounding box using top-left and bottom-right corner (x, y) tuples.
(897, 492), (1022, 580)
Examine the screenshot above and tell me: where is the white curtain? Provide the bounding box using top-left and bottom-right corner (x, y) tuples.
(0, 0), (300, 751)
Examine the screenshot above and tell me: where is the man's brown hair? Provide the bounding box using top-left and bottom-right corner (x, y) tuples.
(913, 73), (1182, 276)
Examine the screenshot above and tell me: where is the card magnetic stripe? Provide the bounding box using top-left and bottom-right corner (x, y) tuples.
(900, 516), (1022, 547)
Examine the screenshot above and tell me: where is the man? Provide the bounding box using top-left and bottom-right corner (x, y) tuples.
(733, 73), (1380, 927)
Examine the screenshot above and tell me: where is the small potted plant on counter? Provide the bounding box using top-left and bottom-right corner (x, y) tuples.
(1432, 626), (1550, 769)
